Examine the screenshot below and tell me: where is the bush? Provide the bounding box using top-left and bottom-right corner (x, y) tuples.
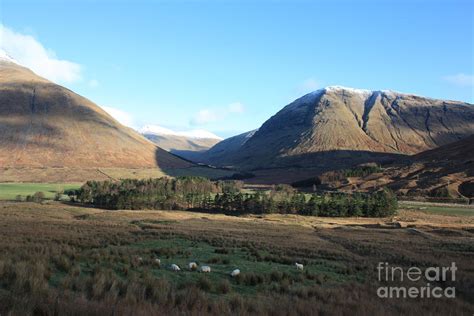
(53, 255), (72, 272)
(206, 256), (230, 265)
(217, 279), (231, 294)
(239, 272), (265, 286)
(343, 165), (383, 177)
(197, 276), (212, 291)
(26, 192), (45, 203)
(54, 191), (63, 201)
(214, 247), (229, 254)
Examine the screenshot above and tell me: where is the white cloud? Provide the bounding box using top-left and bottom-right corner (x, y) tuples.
(101, 106), (135, 128)
(0, 24), (82, 83)
(190, 102), (245, 126)
(443, 73), (474, 87)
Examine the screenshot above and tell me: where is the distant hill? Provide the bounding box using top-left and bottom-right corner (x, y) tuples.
(391, 134), (474, 197)
(190, 130), (258, 166)
(0, 55), (192, 173)
(139, 125), (221, 161)
(202, 86), (474, 172)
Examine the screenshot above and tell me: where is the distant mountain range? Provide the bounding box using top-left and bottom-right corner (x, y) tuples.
(0, 53), (192, 172)
(191, 130), (258, 165)
(138, 125), (222, 161)
(139, 125), (222, 141)
(1, 50), (472, 190)
(191, 86), (474, 172)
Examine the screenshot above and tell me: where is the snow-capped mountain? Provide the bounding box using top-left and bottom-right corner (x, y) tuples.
(198, 86), (474, 170)
(139, 125), (222, 140)
(0, 49), (19, 65)
(138, 125), (223, 160)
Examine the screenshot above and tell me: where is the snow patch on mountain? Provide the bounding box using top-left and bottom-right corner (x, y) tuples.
(325, 85), (373, 95)
(0, 49), (19, 65)
(139, 125), (223, 140)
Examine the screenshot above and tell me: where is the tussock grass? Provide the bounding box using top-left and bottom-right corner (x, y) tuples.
(0, 201), (472, 315)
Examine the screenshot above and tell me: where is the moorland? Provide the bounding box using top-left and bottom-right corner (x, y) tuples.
(0, 198), (473, 315)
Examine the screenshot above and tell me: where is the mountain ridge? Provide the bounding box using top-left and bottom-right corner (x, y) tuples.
(197, 86), (474, 173)
(0, 59), (192, 171)
(139, 124), (222, 140)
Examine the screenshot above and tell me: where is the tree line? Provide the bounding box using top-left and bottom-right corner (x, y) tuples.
(74, 177), (397, 217)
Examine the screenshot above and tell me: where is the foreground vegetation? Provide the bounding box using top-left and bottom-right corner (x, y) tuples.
(0, 201), (472, 315)
(75, 177), (397, 217)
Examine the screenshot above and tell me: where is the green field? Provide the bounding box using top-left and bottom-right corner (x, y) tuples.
(46, 235), (359, 301)
(0, 183), (82, 200)
(399, 201), (474, 216)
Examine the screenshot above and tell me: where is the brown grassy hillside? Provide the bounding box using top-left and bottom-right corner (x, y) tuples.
(204, 87), (474, 170)
(326, 135), (474, 198)
(143, 133), (220, 161)
(0, 60), (192, 171)
(143, 134), (220, 152)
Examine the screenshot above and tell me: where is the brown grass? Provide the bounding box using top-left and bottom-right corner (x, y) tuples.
(0, 201), (472, 315)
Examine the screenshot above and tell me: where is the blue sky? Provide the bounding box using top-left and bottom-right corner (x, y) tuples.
(1, 0), (473, 138)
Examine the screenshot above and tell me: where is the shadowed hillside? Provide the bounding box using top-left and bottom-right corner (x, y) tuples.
(323, 135), (474, 198)
(185, 130), (258, 165)
(0, 59), (192, 172)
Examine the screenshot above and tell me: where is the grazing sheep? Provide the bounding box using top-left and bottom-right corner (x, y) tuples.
(154, 258), (161, 266)
(200, 265), (211, 273)
(170, 264), (181, 272)
(230, 269), (240, 277)
(188, 262), (198, 270)
(295, 263), (304, 271)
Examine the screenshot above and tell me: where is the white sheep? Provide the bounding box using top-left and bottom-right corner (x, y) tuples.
(154, 258), (161, 266)
(295, 263), (304, 271)
(230, 269), (240, 277)
(200, 265), (211, 273)
(188, 262), (198, 270)
(170, 264), (181, 272)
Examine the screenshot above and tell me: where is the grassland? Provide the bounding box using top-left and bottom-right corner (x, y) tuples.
(0, 201), (473, 315)
(399, 200), (474, 217)
(0, 166), (235, 183)
(0, 165), (234, 201)
(0, 183), (82, 200)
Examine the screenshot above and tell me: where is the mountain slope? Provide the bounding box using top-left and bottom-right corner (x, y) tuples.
(144, 133), (220, 152)
(191, 130), (258, 165)
(337, 135), (474, 198)
(414, 134), (474, 164)
(206, 86), (474, 170)
(139, 125), (221, 160)
(0, 58), (192, 170)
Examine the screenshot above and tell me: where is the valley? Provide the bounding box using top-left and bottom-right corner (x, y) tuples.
(0, 5), (473, 314)
(0, 201), (472, 315)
